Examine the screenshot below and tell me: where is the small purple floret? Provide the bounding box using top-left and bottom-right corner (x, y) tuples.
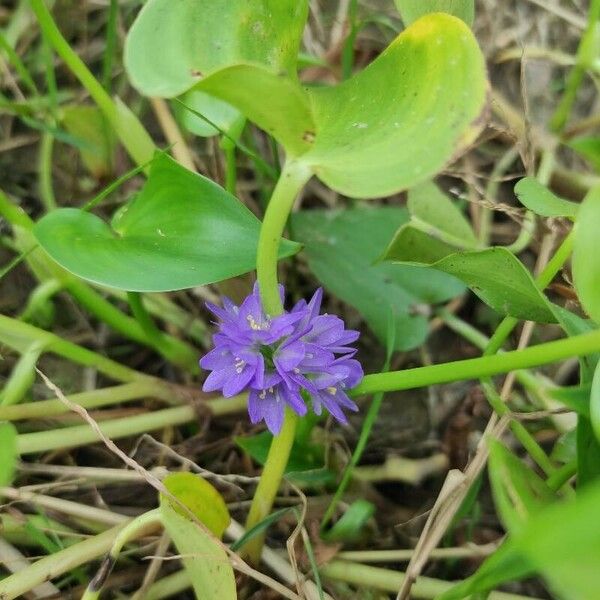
(199, 284), (362, 434)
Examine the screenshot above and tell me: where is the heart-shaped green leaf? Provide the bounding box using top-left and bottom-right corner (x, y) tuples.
(395, 0), (475, 26)
(514, 177), (579, 218)
(573, 187), (600, 324)
(300, 14), (487, 197)
(126, 7), (487, 198)
(124, 0), (308, 97)
(291, 207), (464, 351)
(383, 242), (556, 323)
(33, 154), (300, 292)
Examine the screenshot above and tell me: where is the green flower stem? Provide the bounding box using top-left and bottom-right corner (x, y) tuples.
(255, 161), (312, 314)
(352, 327), (600, 397)
(16, 394), (247, 455)
(30, 0), (156, 166)
(243, 160), (312, 564)
(0, 381), (170, 421)
(82, 509), (162, 600)
(320, 560), (537, 600)
(0, 523), (128, 600)
(0, 313), (145, 383)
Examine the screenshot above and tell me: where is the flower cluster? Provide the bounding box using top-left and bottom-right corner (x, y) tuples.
(200, 285), (362, 434)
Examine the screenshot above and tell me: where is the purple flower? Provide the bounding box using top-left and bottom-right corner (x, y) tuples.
(200, 284), (362, 434)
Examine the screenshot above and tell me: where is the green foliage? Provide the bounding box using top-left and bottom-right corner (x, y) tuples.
(159, 473), (235, 600)
(177, 90), (242, 137)
(162, 472), (230, 538)
(573, 186), (600, 324)
(291, 207), (464, 351)
(487, 441), (556, 534)
(0, 422), (17, 486)
(384, 241), (556, 323)
(440, 479), (600, 600)
(568, 136), (600, 172)
(514, 177), (579, 218)
(395, 0), (475, 26)
(126, 4), (488, 197)
(33, 154), (300, 291)
(61, 105), (116, 177)
(322, 500), (375, 543)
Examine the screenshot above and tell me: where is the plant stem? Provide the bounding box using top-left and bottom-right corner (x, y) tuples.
(82, 509), (162, 600)
(550, 0), (600, 133)
(353, 327), (600, 396)
(0, 523), (127, 600)
(0, 381), (170, 421)
(320, 560), (538, 600)
(16, 394), (247, 454)
(243, 160), (311, 564)
(30, 0), (155, 166)
(127, 291), (165, 349)
(0, 340), (45, 406)
(0, 314), (145, 383)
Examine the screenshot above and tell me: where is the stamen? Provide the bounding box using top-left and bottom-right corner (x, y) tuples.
(327, 386), (337, 395)
(259, 390), (267, 400)
(234, 357), (245, 374)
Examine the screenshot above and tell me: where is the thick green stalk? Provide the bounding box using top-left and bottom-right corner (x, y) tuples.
(243, 160), (311, 564)
(353, 327), (600, 396)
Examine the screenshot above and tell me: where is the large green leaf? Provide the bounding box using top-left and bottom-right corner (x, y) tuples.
(124, 0), (307, 97)
(384, 241), (556, 323)
(126, 7), (487, 197)
(573, 187), (600, 324)
(291, 208), (464, 351)
(33, 154), (300, 291)
(514, 177), (579, 219)
(300, 14), (487, 197)
(395, 0), (475, 26)
(159, 473), (236, 600)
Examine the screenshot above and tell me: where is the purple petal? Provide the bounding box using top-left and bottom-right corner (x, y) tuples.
(280, 386), (308, 417)
(222, 363), (255, 397)
(263, 397), (285, 434)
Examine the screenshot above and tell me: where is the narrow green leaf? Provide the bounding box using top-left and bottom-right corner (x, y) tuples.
(514, 177), (579, 218)
(291, 208), (464, 351)
(395, 0), (475, 26)
(441, 480), (600, 599)
(34, 154), (300, 292)
(322, 500), (375, 543)
(487, 441), (555, 535)
(573, 186), (600, 324)
(384, 245), (556, 323)
(0, 422), (17, 486)
(407, 182), (478, 247)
